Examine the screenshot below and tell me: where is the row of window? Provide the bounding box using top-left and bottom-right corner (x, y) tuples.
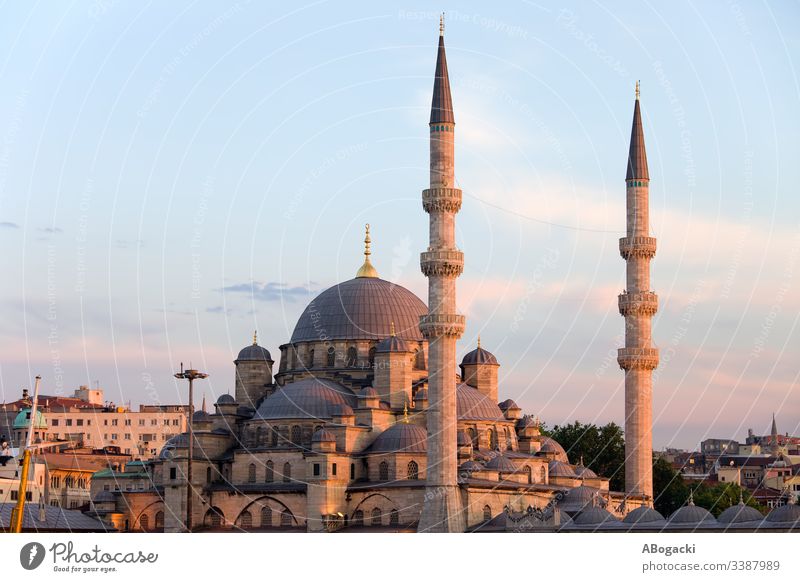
(284, 345), (425, 370)
(50, 418), (180, 427)
(234, 506), (293, 529)
(50, 476), (88, 489)
(430, 124), (452, 133)
(352, 508), (400, 527)
(244, 461), (293, 484)
(465, 426), (514, 450)
(378, 460), (419, 481)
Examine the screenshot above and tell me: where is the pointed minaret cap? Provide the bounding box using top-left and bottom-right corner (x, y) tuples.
(355, 223), (379, 278)
(430, 14), (455, 125)
(626, 80), (649, 181)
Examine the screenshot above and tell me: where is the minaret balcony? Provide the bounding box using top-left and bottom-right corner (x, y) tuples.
(618, 291), (658, 316)
(619, 236), (657, 259)
(420, 249), (464, 277)
(422, 187), (462, 213)
(419, 314), (466, 338)
(617, 347), (659, 370)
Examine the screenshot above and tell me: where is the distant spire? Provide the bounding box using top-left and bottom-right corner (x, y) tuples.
(355, 223), (379, 278)
(253, 330), (258, 345)
(430, 19), (454, 124)
(201, 393), (207, 414)
(688, 490), (695, 506)
(771, 412), (778, 439)
(626, 82), (649, 181)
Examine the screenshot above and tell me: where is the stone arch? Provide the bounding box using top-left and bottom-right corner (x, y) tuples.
(351, 492), (397, 516)
(237, 495), (300, 528)
(203, 506), (226, 529)
(483, 504), (492, 522)
(133, 500), (165, 532)
(236, 509), (253, 529)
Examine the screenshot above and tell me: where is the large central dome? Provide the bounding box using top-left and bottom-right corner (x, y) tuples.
(290, 277), (427, 343)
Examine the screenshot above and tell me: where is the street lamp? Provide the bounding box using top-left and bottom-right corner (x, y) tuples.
(174, 363), (208, 532)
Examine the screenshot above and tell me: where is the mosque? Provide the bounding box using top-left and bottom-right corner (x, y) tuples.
(87, 22), (800, 533)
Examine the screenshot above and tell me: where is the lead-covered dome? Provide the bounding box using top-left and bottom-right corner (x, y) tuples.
(290, 278), (427, 343)
(457, 383), (505, 421)
(623, 506), (666, 524)
(236, 343), (272, 362)
(254, 378), (357, 420)
(368, 422), (427, 453)
(718, 502), (763, 525)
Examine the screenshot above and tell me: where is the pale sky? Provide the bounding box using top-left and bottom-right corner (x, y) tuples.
(0, 1), (798, 450)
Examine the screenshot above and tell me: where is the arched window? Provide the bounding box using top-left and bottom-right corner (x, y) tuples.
(307, 348), (314, 368)
(353, 510), (364, 526)
(371, 508), (382, 526)
(368, 347), (377, 368)
(261, 506), (272, 528)
(271, 427), (278, 447)
(155, 511), (164, 530)
(326, 347), (335, 367)
(280, 509), (292, 527)
(205, 507), (224, 528)
(206, 466), (212, 483)
(540, 466), (547, 484)
(290, 425), (302, 445)
(247, 463), (256, 483)
(256, 426), (264, 446)
(390, 509), (399, 526)
(265, 460), (274, 482)
(488, 429), (497, 450)
(238, 510), (252, 529)
(379, 460), (389, 481)
(407, 460), (419, 480)
(483, 505), (492, 522)
(505, 428), (512, 449)
(346, 346), (357, 367)
(468, 427), (478, 448)
(414, 348), (424, 369)
(139, 514), (149, 531)
(524, 465), (532, 484)
(283, 462), (291, 482)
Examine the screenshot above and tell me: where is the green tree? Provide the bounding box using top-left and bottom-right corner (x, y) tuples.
(548, 421), (626, 492)
(652, 457), (688, 517)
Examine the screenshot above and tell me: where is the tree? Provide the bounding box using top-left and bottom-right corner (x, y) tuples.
(652, 457), (688, 517)
(548, 421), (626, 492)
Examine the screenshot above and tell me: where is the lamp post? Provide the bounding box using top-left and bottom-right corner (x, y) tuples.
(174, 363), (208, 532)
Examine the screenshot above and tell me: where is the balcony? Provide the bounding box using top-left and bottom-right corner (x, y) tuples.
(617, 347), (659, 370)
(422, 187), (462, 213)
(420, 249), (464, 277)
(619, 236), (657, 259)
(419, 314), (466, 338)
(618, 291), (658, 316)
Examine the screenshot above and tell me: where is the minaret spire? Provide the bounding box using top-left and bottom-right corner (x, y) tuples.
(418, 21), (466, 533)
(618, 86), (658, 501)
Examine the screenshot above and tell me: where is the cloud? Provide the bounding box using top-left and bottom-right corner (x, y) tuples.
(221, 281), (316, 302)
(0, 221), (19, 229)
(38, 226), (64, 234)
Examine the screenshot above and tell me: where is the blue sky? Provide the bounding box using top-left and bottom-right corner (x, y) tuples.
(0, 1), (798, 449)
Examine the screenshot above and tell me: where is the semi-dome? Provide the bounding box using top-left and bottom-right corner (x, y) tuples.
(668, 497), (716, 525)
(459, 461), (483, 473)
(557, 485), (602, 512)
(290, 277), (427, 343)
(312, 427), (336, 443)
(573, 506), (620, 526)
(485, 455), (517, 473)
(718, 502), (763, 525)
(330, 403), (354, 417)
(13, 408), (46, 430)
(548, 460), (577, 477)
(457, 384), (505, 421)
(254, 378), (357, 420)
(623, 506), (666, 524)
(538, 437), (569, 463)
(360, 387), (378, 398)
(368, 422), (427, 453)
(765, 500), (800, 523)
(461, 345), (498, 366)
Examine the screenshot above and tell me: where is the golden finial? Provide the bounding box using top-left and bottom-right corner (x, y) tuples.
(403, 402), (409, 423)
(253, 330), (258, 345)
(635, 80), (640, 101)
(390, 321), (396, 337)
(355, 223), (379, 278)
(477, 335), (481, 349)
(440, 13), (445, 36)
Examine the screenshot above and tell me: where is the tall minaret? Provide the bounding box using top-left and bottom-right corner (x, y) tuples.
(618, 81), (659, 500)
(418, 16), (466, 533)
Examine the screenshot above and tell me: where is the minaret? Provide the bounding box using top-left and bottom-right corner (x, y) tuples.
(618, 81), (659, 500)
(418, 15), (466, 533)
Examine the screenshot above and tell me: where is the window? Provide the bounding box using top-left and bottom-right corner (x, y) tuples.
(368, 347), (376, 368)
(487, 429), (497, 450)
(407, 460), (419, 480)
(125, 433), (131, 440)
(125, 419), (131, 426)
(313, 463), (320, 476)
(52, 419), (59, 426)
(238, 511), (252, 529)
(280, 509), (292, 527)
(151, 419), (157, 426)
(290, 425), (302, 445)
(283, 462), (291, 482)
(371, 508), (381, 526)
(271, 428), (278, 447)
(261, 506), (272, 528)
(170, 467), (177, 480)
(346, 346), (357, 367)
(483, 505), (492, 522)
(66, 419), (73, 426)
(112, 419), (118, 426)
(139, 514), (149, 531)
(414, 348), (424, 369)
(326, 347), (335, 367)
(505, 428), (512, 449)
(524, 465), (532, 484)
(379, 460), (389, 481)
(77, 419), (84, 426)
(255, 426), (264, 446)
(353, 510), (364, 526)
(265, 461), (274, 482)
(155, 511), (164, 530)
(390, 509), (399, 526)
(540, 466), (546, 483)
(468, 428), (477, 448)
(248, 463), (256, 483)
(307, 349), (314, 368)
(350, 463), (355, 480)
(332, 463), (337, 476)
(207, 508), (223, 528)
(111, 434), (118, 440)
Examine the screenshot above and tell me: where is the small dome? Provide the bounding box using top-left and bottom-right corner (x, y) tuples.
(459, 461), (484, 473)
(461, 346), (498, 366)
(13, 408), (46, 430)
(548, 460), (577, 477)
(558, 485), (602, 511)
(254, 378), (357, 420)
(574, 463), (598, 479)
(765, 500), (800, 523)
(312, 428), (336, 443)
(368, 422), (427, 453)
(331, 403), (354, 417)
(236, 342), (272, 362)
(376, 335), (410, 353)
(498, 399), (520, 411)
(668, 499), (716, 525)
(360, 387), (378, 398)
(623, 506), (666, 524)
(93, 490), (116, 504)
(517, 415), (538, 429)
(192, 410), (211, 422)
(457, 384), (504, 421)
(485, 455), (518, 473)
(216, 394), (236, 405)
(159, 434), (188, 460)
(539, 437), (569, 463)
(718, 502), (763, 524)
(457, 430), (472, 446)
(414, 388), (428, 401)
(573, 506), (620, 526)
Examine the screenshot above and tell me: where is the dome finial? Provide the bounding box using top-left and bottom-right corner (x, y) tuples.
(477, 335), (481, 349)
(355, 223), (379, 278)
(688, 489), (695, 506)
(390, 321), (396, 336)
(403, 402), (409, 423)
(253, 330), (258, 345)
